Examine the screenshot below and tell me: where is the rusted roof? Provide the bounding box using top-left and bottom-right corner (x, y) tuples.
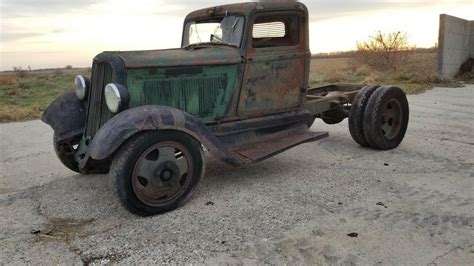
(185, 2), (308, 21)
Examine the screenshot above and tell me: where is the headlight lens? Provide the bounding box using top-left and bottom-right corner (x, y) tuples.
(104, 83), (129, 114)
(104, 84), (122, 113)
(74, 75), (89, 100)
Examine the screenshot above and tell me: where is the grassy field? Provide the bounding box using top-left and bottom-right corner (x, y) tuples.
(0, 69), (90, 122)
(0, 53), (455, 123)
(309, 52), (442, 93)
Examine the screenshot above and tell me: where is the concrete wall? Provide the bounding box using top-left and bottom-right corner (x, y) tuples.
(438, 14), (474, 79)
(471, 23), (474, 58)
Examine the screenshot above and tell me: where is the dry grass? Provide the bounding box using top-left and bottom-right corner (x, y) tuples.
(0, 69), (89, 122)
(309, 52), (448, 94)
(0, 76), (18, 86)
(310, 58), (358, 85)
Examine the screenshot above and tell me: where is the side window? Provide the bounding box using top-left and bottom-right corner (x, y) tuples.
(252, 16), (299, 48)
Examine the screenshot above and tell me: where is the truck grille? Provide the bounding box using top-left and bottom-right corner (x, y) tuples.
(143, 75), (227, 117)
(85, 62), (113, 138)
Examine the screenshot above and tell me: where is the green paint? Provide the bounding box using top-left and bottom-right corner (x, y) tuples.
(75, 137), (90, 162)
(127, 64), (239, 123)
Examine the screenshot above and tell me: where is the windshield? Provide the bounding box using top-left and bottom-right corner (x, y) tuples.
(183, 15), (244, 48)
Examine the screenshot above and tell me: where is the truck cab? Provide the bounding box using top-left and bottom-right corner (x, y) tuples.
(181, 2), (311, 117)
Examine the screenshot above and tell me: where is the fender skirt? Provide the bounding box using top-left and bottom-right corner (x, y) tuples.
(86, 106), (242, 166)
(41, 92), (86, 142)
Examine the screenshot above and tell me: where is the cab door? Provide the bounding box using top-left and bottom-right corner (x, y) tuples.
(238, 11), (310, 117)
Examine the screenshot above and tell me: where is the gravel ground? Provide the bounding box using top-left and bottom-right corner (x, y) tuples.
(1, 86), (473, 265)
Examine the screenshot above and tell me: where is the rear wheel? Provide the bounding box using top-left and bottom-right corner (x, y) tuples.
(111, 131), (204, 216)
(348, 85), (380, 147)
(363, 86), (409, 150)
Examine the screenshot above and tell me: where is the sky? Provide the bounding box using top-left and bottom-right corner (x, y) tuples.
(1, 0), (473, 70)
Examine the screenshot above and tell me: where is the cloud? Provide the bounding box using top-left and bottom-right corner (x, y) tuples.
(0, 32), (44, 42)
(0, 0), (438, 21)
(2, 0), (471, 19)
(1, 0), (101, 17)
(0, 19), (66, 43)
(158, 0), (473, 22)
(151, 0), (438, 21)
(1, 0), (472, 70)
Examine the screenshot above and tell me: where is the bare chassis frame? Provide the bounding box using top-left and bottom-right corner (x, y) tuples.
(305, 84), (362, 115)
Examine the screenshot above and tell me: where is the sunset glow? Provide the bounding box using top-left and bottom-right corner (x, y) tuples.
(1, 0), (473, 70)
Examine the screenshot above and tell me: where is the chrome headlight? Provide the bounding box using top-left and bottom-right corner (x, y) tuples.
(104, 83), (129, 114)
(74, 75), (90, 100)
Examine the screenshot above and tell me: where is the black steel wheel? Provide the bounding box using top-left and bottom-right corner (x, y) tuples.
(363, 86), (409, 150)
(53, 135), (80, 173)
(111, 131), (204, 216)
(348, 85), (381, 147)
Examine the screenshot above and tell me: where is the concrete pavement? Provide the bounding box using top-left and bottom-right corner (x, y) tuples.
(1, 86), (473, 264)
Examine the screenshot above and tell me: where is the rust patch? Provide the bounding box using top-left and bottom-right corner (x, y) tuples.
(235, 130), (328, 162)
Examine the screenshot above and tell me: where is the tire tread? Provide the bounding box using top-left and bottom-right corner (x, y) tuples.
(348, 85), (380, 146)
(363, 86), (409, 150)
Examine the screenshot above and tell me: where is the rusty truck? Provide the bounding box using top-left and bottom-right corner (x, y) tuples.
(43, 2), (409, 216)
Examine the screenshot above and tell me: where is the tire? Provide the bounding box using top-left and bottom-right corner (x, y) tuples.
(348, 85), (380, 147)
(363, 86), (409, 150)
(321, 107), (347, 125)
(111, 131), (204, 216)
(54, 135), (109, 175)
(53, 135), (80, 173)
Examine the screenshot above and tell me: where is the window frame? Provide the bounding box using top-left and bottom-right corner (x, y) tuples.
(181, 15), (246, 49)
(249, 12), (301, 50)
(253, 21), (287, 39)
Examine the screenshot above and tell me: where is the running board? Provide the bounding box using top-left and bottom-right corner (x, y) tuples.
(232, 131), (329, 163)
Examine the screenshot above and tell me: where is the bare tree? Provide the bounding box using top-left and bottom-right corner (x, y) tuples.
(356, 31), (415, 70)
(13, 66), (28, 78)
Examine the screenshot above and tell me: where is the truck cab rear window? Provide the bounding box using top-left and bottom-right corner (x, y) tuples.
(252, 16), (299, 48)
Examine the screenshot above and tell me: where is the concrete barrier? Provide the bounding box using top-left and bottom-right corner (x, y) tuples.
(471, 22), (474, 58)
(438, 14), (474, 79)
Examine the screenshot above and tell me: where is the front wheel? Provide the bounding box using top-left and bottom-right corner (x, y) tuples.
(111, 131), (204, 216)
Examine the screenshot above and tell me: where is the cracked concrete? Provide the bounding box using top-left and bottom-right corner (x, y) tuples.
(1, 86), (473, 264)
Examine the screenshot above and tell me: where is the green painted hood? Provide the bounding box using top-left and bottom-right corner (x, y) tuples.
(107, 47), (243, 69)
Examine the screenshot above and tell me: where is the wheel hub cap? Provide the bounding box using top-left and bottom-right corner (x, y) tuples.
(132, 142), (193, 207)
(160, 169), (173, 182)
(381, 99), (403, 140)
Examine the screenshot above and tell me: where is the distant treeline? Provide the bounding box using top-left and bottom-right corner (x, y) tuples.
(1, 67), (89, 74)
(312, 47), (437, 59)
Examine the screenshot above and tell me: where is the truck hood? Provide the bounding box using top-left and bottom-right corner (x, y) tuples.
(105, 47), (243, 69)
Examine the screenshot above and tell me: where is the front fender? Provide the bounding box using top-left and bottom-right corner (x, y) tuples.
(87, 106), (241, 166)
(41, 92), (85, 142)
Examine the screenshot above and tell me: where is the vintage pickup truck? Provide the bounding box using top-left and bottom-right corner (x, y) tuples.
(43, 2), (409, 216)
